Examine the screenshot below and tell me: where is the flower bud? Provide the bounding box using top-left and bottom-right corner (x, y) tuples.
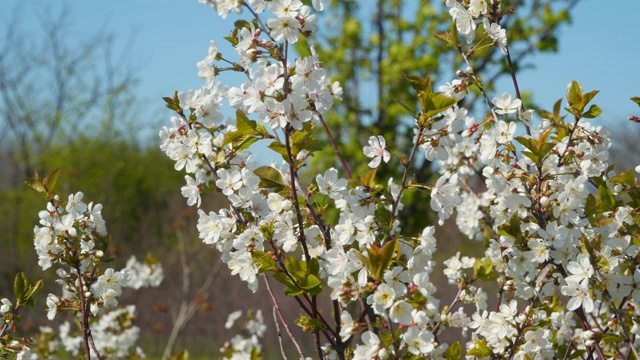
(465, 66), (474, 74)
(539, 196), (549, 207)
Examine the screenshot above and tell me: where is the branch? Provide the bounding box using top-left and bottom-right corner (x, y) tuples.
(264, 276), (306, 359)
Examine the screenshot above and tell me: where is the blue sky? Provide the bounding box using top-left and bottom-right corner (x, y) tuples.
(5, 0), (640, 142)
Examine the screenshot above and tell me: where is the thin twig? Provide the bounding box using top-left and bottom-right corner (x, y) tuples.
(74, 262), (102, 360)
(504, 48), (531, 136)
(272, 306), (289, 360)
(264, 276), (305, 359)
(314, 109), (351, 179)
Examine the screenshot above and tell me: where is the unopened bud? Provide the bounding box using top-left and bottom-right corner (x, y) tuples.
(96, 250), (104, 258)
(465, 66), (474, 74)
(539, 196), (549, 207)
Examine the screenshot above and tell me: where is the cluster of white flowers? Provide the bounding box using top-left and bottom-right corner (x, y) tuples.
(58, 306), (145, 358)
(446, 0), (508, 51)
(160, 0), (345, 295)
(125, 256), (164, 289)
(160, 0), (640, 358)
(219, 309), (266, 359)
(9, 189), (165, 359)
(33, 192), (106, 271)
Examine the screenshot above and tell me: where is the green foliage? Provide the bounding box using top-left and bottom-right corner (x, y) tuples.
(224, 110), (270, 153)
(0, 136), (184, 264)
(444, 341), (462, 360)
(22, 167), (61, 201)
(473, 257), (497, 281)
(354, 239), (398, 281)
(13, 272), (43, 309)
(565, 80), (601, 118)
(515, 129), (555, 166)
(272, 256), (323, 296)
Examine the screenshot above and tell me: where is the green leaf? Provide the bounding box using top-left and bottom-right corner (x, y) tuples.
(24, 279), (43, 304)
(223, 131), (260, 152)
(268, 141), (289, 161)
(364, 239), (397, 281)
(433, 30), (457, 47)
(611, 169), (636, 187)
(234, 19), (251, 30)
(582, 104), (602, 118)
(631, 96), (640, 107)
(566, 80), (583, 107)
(380, 239), (397, 274)
(43, 167), (62, 196)
(566, 81), (599, 114)
(308, 258), (320, 277)
(580, 90), (599, 109)
(598, 185), (616, 211)
(521, 150), (539, 165)
(497, 214), (523, 244)
(254, 166), (285, 189)
(14, 272), (29, 306)
(444, 341), (462, 360)
(467, 339), (491, 357)
(301, 274), (322, 295)
(251, 250), (277, 273)
(284, 256), (303, 274)
(273, 272), (302, 296)
(163, 91), (181, 111)
(284, 284), (304, 296)
(223, 110), (265, 152)
(538, 142), (556, 159)
(272, 271), (295, 288)
(515, 135), (537, 151)
(224, 27), (239, 46)
(601, 333), (624, 343)
(405, 74), (431, 94)
(295, 314), (326, 333)
(23, 177), (47, 196)
(422, 92), (457, 119)
(357, 168), (378, 189)
(473, 257), (497, 281)
(236, 109), (258, 132)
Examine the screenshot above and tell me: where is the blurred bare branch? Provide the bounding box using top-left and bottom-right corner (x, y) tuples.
(0, 3), (139, 180)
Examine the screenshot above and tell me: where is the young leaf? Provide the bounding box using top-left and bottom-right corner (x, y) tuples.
(566, 80), (583, 107)
(405, 74), (430, 94)
(43, 167), (62, 196)
(254, 166), (285, 189)
(467, 339), (491, 357)
(582, 104), (602, 118)
(23, 177), (47, 196)
(14, 272), (29, 306)
(251, 250), (277, 273)
(444, 341), (462, 360)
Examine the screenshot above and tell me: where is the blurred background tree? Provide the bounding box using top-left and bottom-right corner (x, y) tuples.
(0, 4), (183, 274)
(298, 0), (577, 236)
